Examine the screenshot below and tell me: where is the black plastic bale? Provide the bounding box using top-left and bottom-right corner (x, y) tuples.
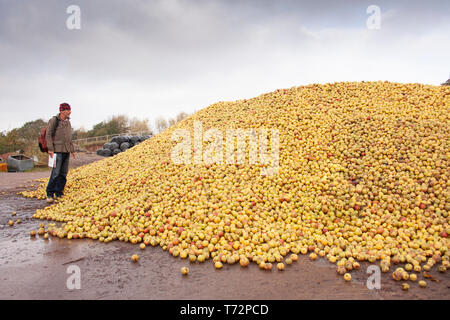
(120, 142), (130, 151)
(103, 149), (112, 157)
(109, 142), (119, 150)
(130, 136), (140, 145)
(111, 136), (119, 144)
(113, 148), (121, 155)
(114, 136), (127, 144)
(111, 136), (122, 144)
(96, 149), (103, 156)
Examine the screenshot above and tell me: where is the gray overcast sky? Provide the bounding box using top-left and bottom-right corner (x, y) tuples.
(0, 0), (449, 132)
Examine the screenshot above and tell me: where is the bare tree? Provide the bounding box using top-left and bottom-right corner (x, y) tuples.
(168, 118), (176, 127)
(73, 126), (88, 139)
(107, 115), (129, 132)
(155, 117), (168, 133)
(129, 117), (150, 133)
(176, 112), (188, 122)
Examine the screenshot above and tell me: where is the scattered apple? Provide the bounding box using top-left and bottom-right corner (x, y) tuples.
(181, 267), (189, 275)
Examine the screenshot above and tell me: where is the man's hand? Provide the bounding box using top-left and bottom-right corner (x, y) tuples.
(48, 151), (54, 158)
(72, 152), (76, 159)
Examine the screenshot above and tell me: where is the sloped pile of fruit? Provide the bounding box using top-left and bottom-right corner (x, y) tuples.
(22, 81), (449, 288)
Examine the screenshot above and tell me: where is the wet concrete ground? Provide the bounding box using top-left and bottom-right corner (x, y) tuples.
(0, 154), (448, 300)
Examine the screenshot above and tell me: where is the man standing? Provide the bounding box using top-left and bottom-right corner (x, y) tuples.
(45, 103), (76, 203)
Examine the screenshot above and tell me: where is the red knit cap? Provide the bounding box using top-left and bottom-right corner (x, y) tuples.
(60, 103), (71, 111)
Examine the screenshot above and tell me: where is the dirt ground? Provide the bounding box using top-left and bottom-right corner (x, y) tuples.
(0, 153), (448, 300)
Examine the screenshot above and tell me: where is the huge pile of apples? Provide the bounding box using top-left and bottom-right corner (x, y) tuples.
(22, 81), (449, 286)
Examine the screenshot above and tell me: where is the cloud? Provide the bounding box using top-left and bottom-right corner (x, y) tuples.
(0, 0), (449, 131)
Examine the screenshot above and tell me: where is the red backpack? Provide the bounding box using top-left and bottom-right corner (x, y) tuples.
(38, 116), (59, 153)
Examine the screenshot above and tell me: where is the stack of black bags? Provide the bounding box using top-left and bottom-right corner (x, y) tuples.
(96, 135), (152, 157)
